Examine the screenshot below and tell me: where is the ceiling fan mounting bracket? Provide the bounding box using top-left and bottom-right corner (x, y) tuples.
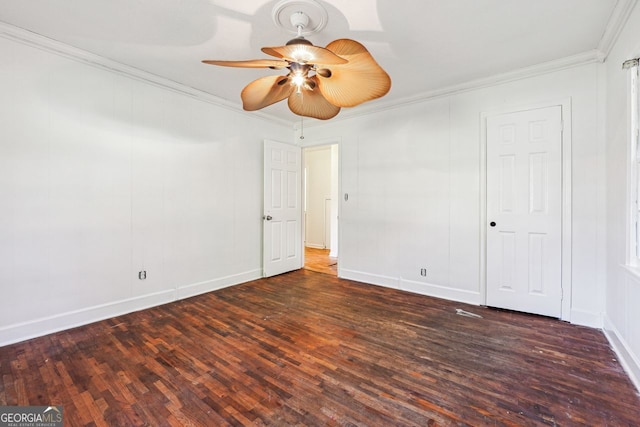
(272, 0), (327, 36)
(290, 11), (309, 32)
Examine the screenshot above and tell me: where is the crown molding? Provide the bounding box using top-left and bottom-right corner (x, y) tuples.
(3, 0), (635, 132)
(297, 49), (602, 128)
(293, 0), (639, 128)
(597, 0), (638, 61)
(0, 21), (293, 128)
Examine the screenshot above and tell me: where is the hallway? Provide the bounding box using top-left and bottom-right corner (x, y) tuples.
(303, 247), (337, 276)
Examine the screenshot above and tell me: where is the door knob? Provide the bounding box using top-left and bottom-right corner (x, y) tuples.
(263, 215), (273, 221)
(490, 221), (496, 227)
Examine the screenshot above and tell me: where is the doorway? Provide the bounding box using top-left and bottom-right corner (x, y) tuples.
(485, 105), (564, 318)
(303, 144), (339, 276)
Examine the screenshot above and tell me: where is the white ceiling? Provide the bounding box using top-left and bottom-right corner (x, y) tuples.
(0, 0), (624, 123)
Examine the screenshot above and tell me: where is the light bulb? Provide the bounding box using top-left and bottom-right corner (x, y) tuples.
(291, 47), (312, 63)
(291, 73), (305, 87)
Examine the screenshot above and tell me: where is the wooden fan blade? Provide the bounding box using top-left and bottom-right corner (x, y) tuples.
(241, 75), (294, 111)
(202, 59), (288, 69)
(288, 77), (341, 120)
(316, 39), (391, 107)
(262, 44), (347, 65)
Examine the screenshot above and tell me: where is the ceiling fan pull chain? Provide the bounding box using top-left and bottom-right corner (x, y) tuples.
(300, 117), (304, 140)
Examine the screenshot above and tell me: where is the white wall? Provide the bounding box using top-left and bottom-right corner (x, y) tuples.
(603, 2), (640, 390)
(304, 146), (332, 249)
(302, 62), (604, 325)
(0, 35), (290, 345)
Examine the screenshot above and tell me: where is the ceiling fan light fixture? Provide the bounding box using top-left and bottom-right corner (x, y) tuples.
(290, 62), (310, 93)
(202, 0), (391, 120)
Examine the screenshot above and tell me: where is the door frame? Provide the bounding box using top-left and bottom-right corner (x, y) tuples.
(300, 137), (342, 276)
(480, 98), (572, 321)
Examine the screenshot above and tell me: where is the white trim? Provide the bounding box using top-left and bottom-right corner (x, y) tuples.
(338, 270), (482, 305)
(299, 136), (343, 149)
(569, 308), (603, 328)
(303, 143), (335, 152)
(0, 22), (292, 128)
(308, 0), (637, 125)
(479, 114), (488, 307)
(626, 62), (640, 266)
(596, 61), (608, 328)
(301, 137), (342, 272)
(561, 100), (574, 322)
(597, 0), (639, 61)
(304, 243), (326, 249)
(336, 141), (342, 263)
(0, 19), (629, 130)
(399, 279), (482, 306)
(0, 269), (262, 347)
(0, 289), (176, 347)
(480, 98), (573, 322)
(340, 269), (400, 289)
(177, 269), (262, 300)
(299, 51), (601, 129)
(604, 315), (640, 393)
(3, 0), (637, 130)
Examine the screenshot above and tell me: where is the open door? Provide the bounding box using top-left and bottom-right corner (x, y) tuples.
(263, 140), (302, 277)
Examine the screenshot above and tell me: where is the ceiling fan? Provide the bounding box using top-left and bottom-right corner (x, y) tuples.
(202, 9), (391, 120)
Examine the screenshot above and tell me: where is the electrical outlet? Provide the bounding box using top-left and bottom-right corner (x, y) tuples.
(138, 271), (147, 280)
(420, 268), (427, 277)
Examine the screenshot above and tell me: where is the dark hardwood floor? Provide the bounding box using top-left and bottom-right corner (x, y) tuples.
(1, 270), (639, 426)
(304, 247), (337, 276)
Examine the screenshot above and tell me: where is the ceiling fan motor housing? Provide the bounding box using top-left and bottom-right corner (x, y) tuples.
(286, 37), (312, 46)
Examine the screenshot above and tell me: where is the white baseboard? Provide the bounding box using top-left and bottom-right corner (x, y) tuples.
(0, 269), (262, 347)
(177, 269), (262, 300)
(603, 315), (640, 393)
(399, 278), (482, 306)
(305, 243), (326, 249)
(0, 289), (176, 347)
(339, 269), (482, 306)
(340, 269), (400, 289)
(570, 308), (603, 328)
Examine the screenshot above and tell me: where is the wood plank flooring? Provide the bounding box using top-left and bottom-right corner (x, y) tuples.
(304, 247), (337, 276)
(1, 270), (639, 426)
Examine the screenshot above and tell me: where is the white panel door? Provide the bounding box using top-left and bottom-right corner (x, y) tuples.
(264, 140), (302, 277)
(486, 106), (562, 317)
